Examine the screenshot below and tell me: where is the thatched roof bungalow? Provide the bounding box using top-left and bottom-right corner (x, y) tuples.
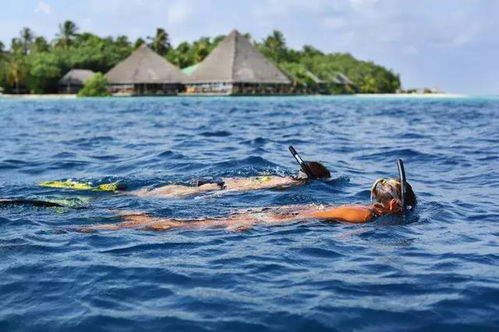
(106, 44), (186, 96)
(184, 30), (291, 95)
(333, 73), (354, 86)
(331, 72), (356, 94)
(58, 69), (95, 94)
(305, 71), (330, 94)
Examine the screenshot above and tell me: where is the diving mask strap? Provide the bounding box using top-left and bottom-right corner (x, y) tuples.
(397, 159), (407, 211)
(289, 146), (316, 180)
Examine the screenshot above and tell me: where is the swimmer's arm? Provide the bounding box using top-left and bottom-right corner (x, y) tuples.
(310, 205), (375, 223)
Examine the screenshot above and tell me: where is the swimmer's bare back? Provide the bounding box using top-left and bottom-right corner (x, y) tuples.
(130, 176), (301, 198)
(82, 204), (378, 232)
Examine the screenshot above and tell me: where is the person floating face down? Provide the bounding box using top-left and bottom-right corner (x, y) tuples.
(130, 161), (332, 198)
(37, 146), (330, 198)
(86, 160), (417, 232)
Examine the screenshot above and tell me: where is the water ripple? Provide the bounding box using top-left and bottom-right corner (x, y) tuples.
(0, 96), (498, 331)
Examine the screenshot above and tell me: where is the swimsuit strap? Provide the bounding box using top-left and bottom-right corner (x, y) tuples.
(291, 175), (309, 182)
(196, 178), (226, 190)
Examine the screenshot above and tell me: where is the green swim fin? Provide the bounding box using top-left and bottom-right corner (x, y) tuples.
(39, 179), (121, 192)
(39, 179), (93, 190)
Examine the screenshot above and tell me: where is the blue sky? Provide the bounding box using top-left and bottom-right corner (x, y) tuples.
(1, 0), (497, 94)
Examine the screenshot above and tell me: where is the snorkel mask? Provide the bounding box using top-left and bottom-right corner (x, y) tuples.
(288, 146), (331, 180)
(370, 159), (413, 212)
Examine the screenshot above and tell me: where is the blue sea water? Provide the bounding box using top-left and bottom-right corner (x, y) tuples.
(0, 96), (498, 331)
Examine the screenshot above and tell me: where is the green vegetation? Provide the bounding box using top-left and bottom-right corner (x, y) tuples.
(0, 22), (133, 94)
(77, 73), (109, 97)
(166, 35), (226, 68)
(255, 31), (400, 93)
(0, 22), (400, 94)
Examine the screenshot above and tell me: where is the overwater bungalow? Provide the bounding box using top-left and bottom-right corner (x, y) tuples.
(58, 69), (95, 94)
(105, 44), (186, 96)
(184, 30), (292, 95)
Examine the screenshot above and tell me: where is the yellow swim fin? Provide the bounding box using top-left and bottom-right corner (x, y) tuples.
(94, 181), (120, 192)
(39, 180), (120, 192)
(39, 180), (93, 190)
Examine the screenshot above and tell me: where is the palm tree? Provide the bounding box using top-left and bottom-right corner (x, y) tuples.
(10, 38), (23, 55)
(19, 27), (34, 55)
(115, 35), (130, 48)
(147, 28), (171, 55)
(32, 36), (49, 53)
(262, 30), (287, 63)
(242, 32), (252, 41)
(192, 37), (210, 62)
(55, 20), (79, 49)
(302, 45), (323, 57)
(134, 38), (145, 49)
(7, 59), (25, 94)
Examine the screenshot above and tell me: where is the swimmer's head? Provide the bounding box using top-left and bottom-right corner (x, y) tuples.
(370, 178), (416, 212)
(296, 161), (331, 180)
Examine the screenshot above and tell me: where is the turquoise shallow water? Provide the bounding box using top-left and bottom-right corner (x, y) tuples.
(0, 96), (498, 331)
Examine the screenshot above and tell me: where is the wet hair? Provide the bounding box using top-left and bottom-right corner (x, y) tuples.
(371, 178), (417, 209)
(302, 161), (331, 179)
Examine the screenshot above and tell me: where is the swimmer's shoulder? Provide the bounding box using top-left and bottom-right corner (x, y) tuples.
(311, 204), (375, 223)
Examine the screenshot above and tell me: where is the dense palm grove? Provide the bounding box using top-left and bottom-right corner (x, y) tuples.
(0, 21), (400, 94)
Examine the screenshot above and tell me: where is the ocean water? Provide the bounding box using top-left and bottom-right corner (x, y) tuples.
(0, 96), (498, 331)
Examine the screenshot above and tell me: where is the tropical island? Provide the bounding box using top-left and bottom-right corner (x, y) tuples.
(0, 21), (401, 96)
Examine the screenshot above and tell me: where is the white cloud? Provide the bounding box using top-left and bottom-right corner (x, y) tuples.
(348, 0), (380, 10)
(34, 1), (51, 15)
(167, 0), (191, 25)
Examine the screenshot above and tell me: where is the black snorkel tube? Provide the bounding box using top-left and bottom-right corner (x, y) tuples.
(289, 146), (316, 180)
(397, 159), (407, 212)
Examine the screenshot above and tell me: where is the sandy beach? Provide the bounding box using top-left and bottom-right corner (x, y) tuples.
(353, 93), (469, 98)
(0, 93), (471, 99)
(0, 94), (77, 99)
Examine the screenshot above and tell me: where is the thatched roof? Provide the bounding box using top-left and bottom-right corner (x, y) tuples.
(333, 73), (354, 85)
(186, 30), (291, 84)
(58, 69), (95, 86)
(106, 45), (186, 84)
(305, 71), (325, 84)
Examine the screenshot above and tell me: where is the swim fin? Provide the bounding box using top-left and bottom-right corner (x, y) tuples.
(39, 179), (122, 192)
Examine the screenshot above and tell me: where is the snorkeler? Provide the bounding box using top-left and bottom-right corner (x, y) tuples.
(84, 160), (416, 232)
(130, 146), (330, 197)
(40, 146), (332, 198)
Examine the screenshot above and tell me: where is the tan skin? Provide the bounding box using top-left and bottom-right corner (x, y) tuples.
(83, 198), (401, 232)
(130, 175), (303, 198)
